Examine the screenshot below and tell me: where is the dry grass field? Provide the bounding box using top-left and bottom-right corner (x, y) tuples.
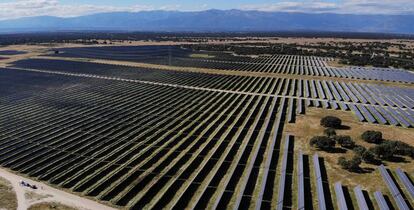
(285, 107), (414, 208)
(28, 202), (78, 210)
(0, 177), (17, 210)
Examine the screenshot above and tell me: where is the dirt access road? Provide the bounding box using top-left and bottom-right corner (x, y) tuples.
(0, 167), (117, 210)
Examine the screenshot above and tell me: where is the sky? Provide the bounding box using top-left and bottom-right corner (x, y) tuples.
(0, 0), (413, 20)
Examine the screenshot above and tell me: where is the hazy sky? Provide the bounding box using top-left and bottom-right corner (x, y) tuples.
(0, 0), (413, 20)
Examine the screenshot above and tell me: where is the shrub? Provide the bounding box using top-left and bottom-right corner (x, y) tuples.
(370, 141), (396, 160)
(310, 136), (336, 151)
(353, 145), (367, 156)
(338, 156), (362, 172)
(324, 128), (337, 137)
(389, 140), (414, 158)
(334, 135), (355, 148)
(320, 116), (342, 128)
(338, 157), (348, 168)
(361, 131), (383, 144)
(353, 145), (376, 163)
(361, 150), (376, 163)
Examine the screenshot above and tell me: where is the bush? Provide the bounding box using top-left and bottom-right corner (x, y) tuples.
(361, 131), (383, 144)
(320, 116), (342, 128)
(353, 145), (376, 163)
(333, 135), (355, 148)
(361, 150), (376, 163)
(310, 136), (336, 151)
(353, 145), (367, 156)
(370, 141), (396, 160)
(338, 156), (362, 172)
(393, 141), (414, 158)
(324, 128), (337, 137)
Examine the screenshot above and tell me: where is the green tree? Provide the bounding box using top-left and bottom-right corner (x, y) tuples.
(310, 136), (336, 151)
(334, 135), (355, 148)
(320, 116), (342, 128)
(338, 156), (362, 172)
(361, 131), (383, 144)
(324, 128), (337, 137)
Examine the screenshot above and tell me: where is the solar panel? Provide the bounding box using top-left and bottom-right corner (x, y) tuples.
(376, 106), (399, 126)
(357, 105), (377, 123)
(354, 185), (369, 210)
(385, 107), (411, 128)
(374, 191), (390, 210)
(322, 81), (333, 100)
(396, 168), (414, 199)
(298, 99), (304, 114)
(328, 81), (343, 101)
(334, 182), (348, 210)
(313, 100), (321, 108)
(379, 165), (410, 210)
(335, 82), (350, 102)
(298, 151), (305, 210)
(313, 154), (326, 210)
(317, 81), (326, 99)
(330, 101), (339, 110)
(367, 106), (387, 124)
(287, 98), (294, 123)
(276, 135), (291, 210)
(338, 102), (349, 111)
(350, 104), (365, 122)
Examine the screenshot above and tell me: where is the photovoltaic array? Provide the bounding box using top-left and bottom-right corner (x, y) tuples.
(0, 45), (413, 209)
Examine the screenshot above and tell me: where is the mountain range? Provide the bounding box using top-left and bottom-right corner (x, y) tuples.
(0, 10), (413, 34)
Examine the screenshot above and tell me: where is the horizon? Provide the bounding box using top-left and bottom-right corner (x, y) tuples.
(0, 0), (414, 21)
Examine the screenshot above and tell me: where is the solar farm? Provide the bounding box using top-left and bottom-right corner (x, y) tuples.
(0, 44), (413, 210)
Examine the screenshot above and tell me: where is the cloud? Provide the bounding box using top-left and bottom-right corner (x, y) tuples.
(240, 0), (414, 15)
(0, 0), (413, 20)
(0, 0), (156, 20)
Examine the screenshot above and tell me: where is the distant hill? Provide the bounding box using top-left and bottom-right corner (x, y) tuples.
(1, 10), (414, 34)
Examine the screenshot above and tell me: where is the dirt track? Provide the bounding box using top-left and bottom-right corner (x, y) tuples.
(0, 167), (117, 210)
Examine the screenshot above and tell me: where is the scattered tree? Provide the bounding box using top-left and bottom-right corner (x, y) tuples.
(320, 116), (342, 128)
(338, 156), (362, 172)
(324, 128), (337, 137)
(388, 140), (414, 158)
(360, 150), (376, 163)
(333, 135), (355, 148)
(310, 136), (336, 151)
(361, 131), (383, 144)
(353, 145), (366, 155)
(370, 141), (396, 160)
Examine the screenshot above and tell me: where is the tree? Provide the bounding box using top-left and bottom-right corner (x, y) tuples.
(370, 141), (396, 160)
(324, 128), (336, 137)
(361, 131), (383, 144)
(338, 156), (362, 172)
(334, 135), (355, 148)
(310, 136), (336, 151)
(338, 157), (349, 169)
(353, 145), (367, 156)
(320, 116), (342, 128)
(361, 150), (376, 163)
(389, 140), (414, 158)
